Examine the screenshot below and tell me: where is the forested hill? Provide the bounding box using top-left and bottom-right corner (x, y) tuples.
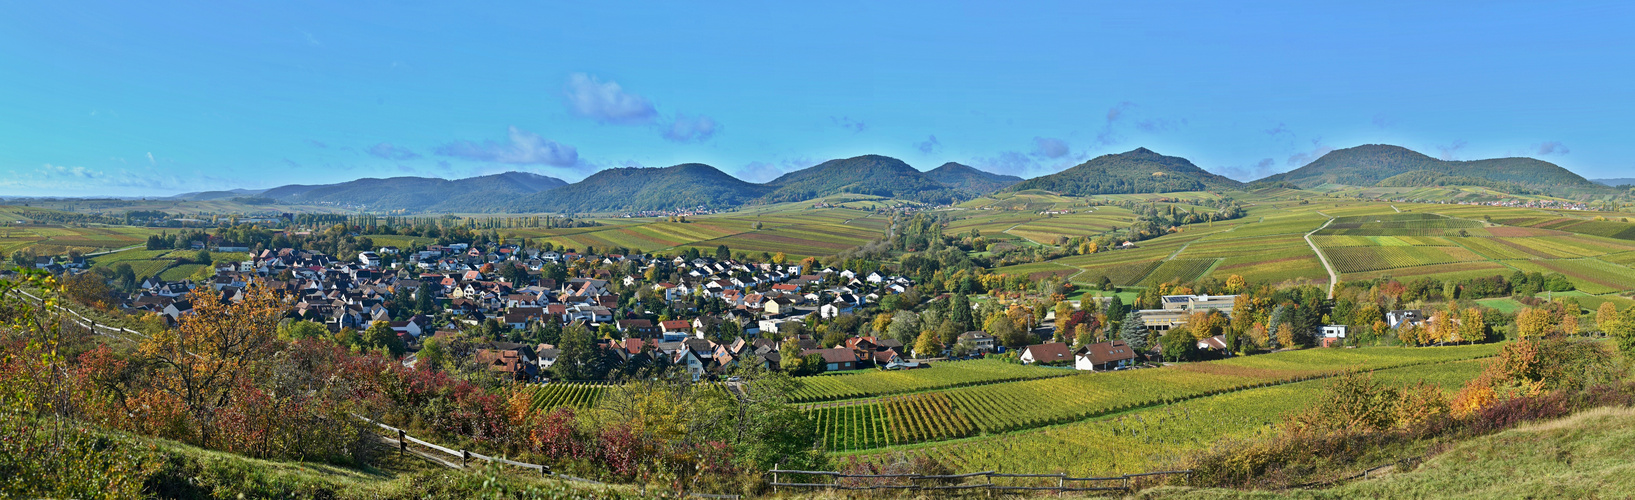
(1006, 148), (1244, 195)
(758, 155), (964, 204)
(924, 162), (1024, 194)
(1254, 144), (1606, 194)
(259, 171), (568, 212)
(513, 163), (772, 213)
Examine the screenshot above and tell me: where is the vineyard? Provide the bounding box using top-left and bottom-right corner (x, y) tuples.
(789, 359), (1069, 403)
(1139, 259), (1218, 286)
(525, 382), (609, 412)
(809, 344), (1499, 451)
(1322, 245), (1482, 273)
(841, 359), (1489, 476)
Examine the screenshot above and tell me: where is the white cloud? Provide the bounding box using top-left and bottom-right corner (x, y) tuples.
(433, 126), (579, 166)
(564, 73), (658, 125)
(661, 114), (720, 143)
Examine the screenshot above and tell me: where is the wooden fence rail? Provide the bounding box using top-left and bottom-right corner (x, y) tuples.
(769, 467), (1193, 495)
(352, 414), (740, 499)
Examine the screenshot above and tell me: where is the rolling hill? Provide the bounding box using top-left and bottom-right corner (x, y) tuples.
(168, 188), (267, 201)
(1594, 178), (1635, 187)
(258, 172), (567, 212)
(513, 163), (771, 213)
(759, 154), (962, 204)
(1255, 144), (1607, 195)
(925, 162), (1024, 194)
(1006, 147), (1244, 195)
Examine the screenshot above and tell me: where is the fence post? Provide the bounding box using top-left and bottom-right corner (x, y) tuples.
(397, 429), (407, 455)
(771, 464), (778, 495)
(461, 449), (469, 467)
(1057, 474), (1065, 497)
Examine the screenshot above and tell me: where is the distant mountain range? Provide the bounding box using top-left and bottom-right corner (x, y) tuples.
(242, 172), (570, 213)
(1008, 148), (1244, 195)
(167, 188), (266, 201)
(166, 144), (1617, 214)
(1256, 144), (1608, 195)
(1594, 178), (1635, 187)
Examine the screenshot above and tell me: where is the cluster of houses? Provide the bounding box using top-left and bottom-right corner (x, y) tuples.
(117, 241), (925, 381)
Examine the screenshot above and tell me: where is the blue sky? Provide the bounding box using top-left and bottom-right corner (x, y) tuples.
(2, 1), (1632, 197)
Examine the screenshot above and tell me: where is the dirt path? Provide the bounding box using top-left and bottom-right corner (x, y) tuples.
(1305, 217), (1339, 299)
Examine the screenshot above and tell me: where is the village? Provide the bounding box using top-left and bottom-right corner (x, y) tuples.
(104, 237), (1405, 385)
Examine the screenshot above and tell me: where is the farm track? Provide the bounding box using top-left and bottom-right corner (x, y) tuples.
(1306, 217), (1339, 299)
(85, 244), (144, 257)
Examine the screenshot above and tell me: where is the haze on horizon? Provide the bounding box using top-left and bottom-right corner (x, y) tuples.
(2, 0), (1631, 197)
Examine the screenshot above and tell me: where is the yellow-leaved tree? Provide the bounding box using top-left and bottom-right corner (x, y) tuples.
(1515, 307), (1554, 339)
(139, 283), (283, 449)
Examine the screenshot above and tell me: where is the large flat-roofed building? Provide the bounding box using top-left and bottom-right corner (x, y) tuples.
(1140, 294), (1239, 332)
(1160, 294), (1238, 312)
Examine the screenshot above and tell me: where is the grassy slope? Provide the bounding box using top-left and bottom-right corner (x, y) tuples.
(18, 415), (646, 499)
(1140, 406), (1635, 499)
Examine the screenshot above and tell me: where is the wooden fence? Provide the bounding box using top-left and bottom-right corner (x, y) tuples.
(769, 467), (1193, 495)
(353, 414), (739, 499)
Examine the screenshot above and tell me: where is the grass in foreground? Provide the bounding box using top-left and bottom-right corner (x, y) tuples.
(1138, 406), (1635, 499)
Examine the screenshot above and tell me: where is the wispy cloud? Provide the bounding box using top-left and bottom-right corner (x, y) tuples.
(433, 126), (579, 166)
(1287, 139), (1335, 167)
(1372, 114), (1395, 129)
(1211, 158), (1281, 181)
(661, 114), (720, 143)
(1436, 140), (1468, 161)
(1264, 123), (1293, 138)
(564, 73), (658, 125)
(831, 116), (867, 133)
(735, 157), (812, 183)
(1031, 137), (1070, 159)
(914, 135), (941, 154)
(298, 29), (321, 47)
(40, 163), (99, 179)
(1096, 101), (1136, 146)
(1535, 141), (1570, 156)
(146, 152), (156, 165)
(1136, 117), (1186, 133)
(367, 142), (420, 161)
(306, 139), (329, 149)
